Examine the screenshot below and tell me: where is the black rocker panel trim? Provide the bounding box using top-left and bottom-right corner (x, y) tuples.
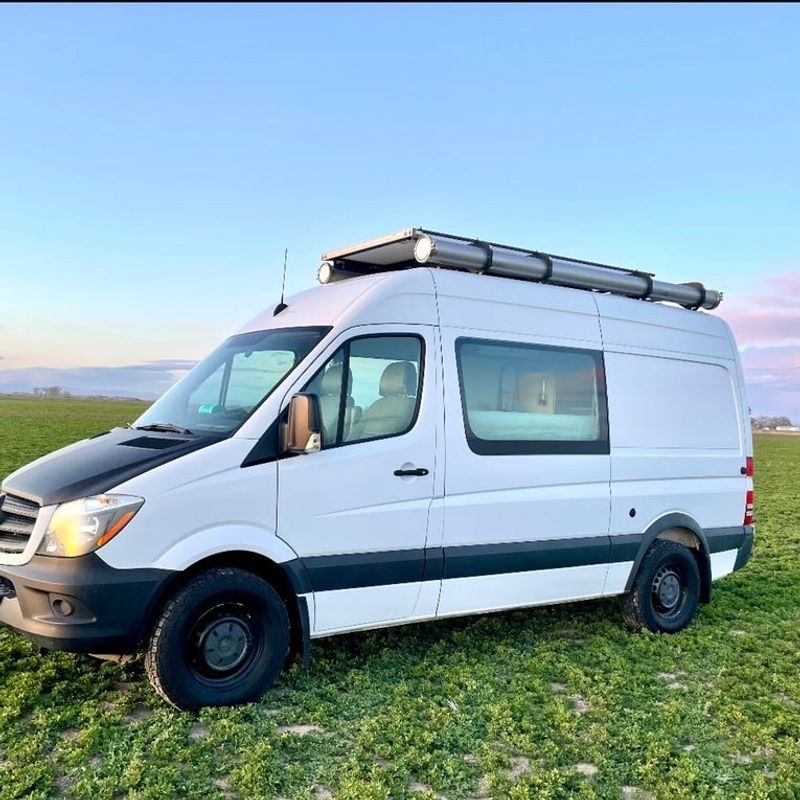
(608, 533), (644, 562)
(606, 527), (744, 562)
(441, 536), (610, 580)
(292, 524), (750, 594)
(298, 536), (611, 593)
(295, 536), (610, 592)
(300, 548), (427, 592)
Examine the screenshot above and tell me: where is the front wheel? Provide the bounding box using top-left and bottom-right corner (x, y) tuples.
(621, 540), (701, 633)
(144, 567), (290, 710)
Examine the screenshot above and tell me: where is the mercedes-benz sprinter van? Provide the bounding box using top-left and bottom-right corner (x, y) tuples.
(0, 229), (754, 710)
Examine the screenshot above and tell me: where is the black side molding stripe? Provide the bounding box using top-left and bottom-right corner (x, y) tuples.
(301, 548), (426, 592)
(299, 538), (614, 593)
(292, 526), (749, 594)
(609, 533), (644, 562)
(442, 536), (610, 580)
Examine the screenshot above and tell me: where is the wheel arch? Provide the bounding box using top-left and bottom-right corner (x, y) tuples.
(625, 513), (712, 604)
(143, 550), (312, 667)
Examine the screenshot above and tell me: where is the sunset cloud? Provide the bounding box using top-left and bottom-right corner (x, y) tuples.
(718, 271), (800, 418)
(739, 345), (800, 418)
(720, 271), (800, 345)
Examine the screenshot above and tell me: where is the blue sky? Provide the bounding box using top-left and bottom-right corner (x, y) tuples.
(1, 4), (798, 415)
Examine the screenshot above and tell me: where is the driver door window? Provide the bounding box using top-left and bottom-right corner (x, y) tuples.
(303, 335), (423, 448)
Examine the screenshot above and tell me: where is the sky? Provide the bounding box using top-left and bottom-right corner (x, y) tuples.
(1, 4), (798, 416)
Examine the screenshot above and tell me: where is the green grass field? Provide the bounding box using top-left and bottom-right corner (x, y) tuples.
(0, 396), (798, 800)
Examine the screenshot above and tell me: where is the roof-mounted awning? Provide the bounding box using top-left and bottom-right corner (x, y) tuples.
(319, 228), (722, 311)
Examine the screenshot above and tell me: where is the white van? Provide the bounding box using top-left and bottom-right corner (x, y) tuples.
(0, 229), (754, 710)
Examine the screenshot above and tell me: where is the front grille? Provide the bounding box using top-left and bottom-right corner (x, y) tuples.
(0, 493), (40, 554)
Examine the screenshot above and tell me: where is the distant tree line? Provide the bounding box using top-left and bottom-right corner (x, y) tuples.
(751, 415), (795, 429)
(32, 386), (71, 398)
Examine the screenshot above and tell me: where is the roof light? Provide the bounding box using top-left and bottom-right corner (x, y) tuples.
(317, 262), (335, 284)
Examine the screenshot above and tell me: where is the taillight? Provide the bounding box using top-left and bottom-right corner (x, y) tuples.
(745, 456), (754, 477)
(744, 489), (754, 525)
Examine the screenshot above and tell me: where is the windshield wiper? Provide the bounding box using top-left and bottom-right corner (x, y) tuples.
(135, 423), (193, 435)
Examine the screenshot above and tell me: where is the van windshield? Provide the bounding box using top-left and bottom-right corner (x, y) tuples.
(133, 327), (329, 436)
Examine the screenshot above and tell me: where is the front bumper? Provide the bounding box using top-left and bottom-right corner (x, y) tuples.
(0, 553), (176, 654)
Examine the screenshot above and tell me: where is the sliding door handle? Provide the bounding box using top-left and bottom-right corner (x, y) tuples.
(394, 467), (429, 477)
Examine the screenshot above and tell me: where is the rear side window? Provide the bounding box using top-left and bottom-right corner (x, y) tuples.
(456, 338), (609, 455)
(303, 335), (423, 447)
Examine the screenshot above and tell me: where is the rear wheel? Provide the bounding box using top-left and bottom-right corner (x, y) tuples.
(621, 540), (701, 633)
(145, 567), (289, 710)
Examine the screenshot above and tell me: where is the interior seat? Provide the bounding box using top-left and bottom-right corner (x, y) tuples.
(318, 364), (355, 443)
(349, 361), (418, 440)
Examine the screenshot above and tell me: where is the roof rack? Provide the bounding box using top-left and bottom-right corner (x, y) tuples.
(319, 228), (722, 311)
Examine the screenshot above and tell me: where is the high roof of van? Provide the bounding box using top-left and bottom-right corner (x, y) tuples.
(238, 269), (439, 333)
(238, 267), (736, 362)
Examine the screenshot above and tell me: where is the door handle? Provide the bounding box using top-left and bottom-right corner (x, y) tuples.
(394, 467), (429, 477)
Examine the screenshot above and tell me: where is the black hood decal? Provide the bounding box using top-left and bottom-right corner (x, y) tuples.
(2, 429), (219, 506)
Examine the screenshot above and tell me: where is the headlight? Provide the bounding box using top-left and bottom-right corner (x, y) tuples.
(38, 494), (144, 557)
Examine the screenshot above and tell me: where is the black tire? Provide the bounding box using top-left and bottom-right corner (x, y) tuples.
(144, 567), (290, 710)
(621, 540), (701, 633)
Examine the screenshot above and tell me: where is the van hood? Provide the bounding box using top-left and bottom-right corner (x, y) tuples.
(2, 428), (219, 507)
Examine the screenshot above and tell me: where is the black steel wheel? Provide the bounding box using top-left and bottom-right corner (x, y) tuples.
(189, 602), (259, 681)
(651, 564), (688, 619)
(621, 539), (701, 633)
(145, 568), (289, 710)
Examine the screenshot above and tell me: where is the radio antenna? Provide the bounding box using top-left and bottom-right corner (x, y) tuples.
(274, 247), (289, 316)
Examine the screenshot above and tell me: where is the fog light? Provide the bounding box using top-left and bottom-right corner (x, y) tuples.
(52, 598), (74, 617)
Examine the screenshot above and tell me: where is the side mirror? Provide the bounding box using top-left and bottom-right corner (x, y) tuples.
(284, 393), (322, 454)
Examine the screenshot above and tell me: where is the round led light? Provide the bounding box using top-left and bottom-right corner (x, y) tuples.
(413, 235), (435, 264)
(317, 262), (334, 284)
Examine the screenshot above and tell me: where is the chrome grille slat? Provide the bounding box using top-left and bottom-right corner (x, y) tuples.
(0, 492), (41, 555)
(0, 519), (34, 537)
(0, 536), (27, 554)
(1, 495), (38, 519)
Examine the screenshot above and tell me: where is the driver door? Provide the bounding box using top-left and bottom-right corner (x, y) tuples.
(276, 326), (441, 635)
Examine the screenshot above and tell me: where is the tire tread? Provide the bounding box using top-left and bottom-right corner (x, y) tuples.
(144, 567), (289, 710)
(621, 539), (700, 634)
